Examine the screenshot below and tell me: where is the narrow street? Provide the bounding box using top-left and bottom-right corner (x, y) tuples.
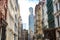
(0, 0), (60, 40)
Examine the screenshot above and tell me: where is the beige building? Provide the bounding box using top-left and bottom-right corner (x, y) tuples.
(34, 2), (43, 40)
(0, 0), (20, 40)
(6, 0), (19, 40)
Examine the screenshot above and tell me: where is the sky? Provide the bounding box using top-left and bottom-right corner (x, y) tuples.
(18, 0), (39, 30)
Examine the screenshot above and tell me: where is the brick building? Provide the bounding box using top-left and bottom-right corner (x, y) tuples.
(0, 0), (8, 40)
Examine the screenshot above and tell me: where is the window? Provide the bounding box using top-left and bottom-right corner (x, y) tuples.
(55, 0), (60, 12)
(15, 15), (18, 24)
(14, 23), (17, 32)
(15, 0), (18, 11)
(16, 0), (18, 6)
(57, 16), (59, 27)
(14, 34), (16, 40)
(58, 0), (60, 10)
(56, 3), (58, 11)
(15, 6), (17, 11)
(15, 15), (17, 22)
(54, 4), (56, 13)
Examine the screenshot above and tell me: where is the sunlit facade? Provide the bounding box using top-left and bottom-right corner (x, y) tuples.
(6, 0), (19, 40)
(34, 2), (43, 40)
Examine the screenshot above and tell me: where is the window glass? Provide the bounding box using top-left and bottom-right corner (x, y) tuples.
(57, 16), (59, 27)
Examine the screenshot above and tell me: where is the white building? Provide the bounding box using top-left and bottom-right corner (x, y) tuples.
(53, 0), (60, 27)
(42, 0), (48, 29)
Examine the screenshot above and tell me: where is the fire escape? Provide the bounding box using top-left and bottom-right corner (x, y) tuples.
(0, 0), (8, 40)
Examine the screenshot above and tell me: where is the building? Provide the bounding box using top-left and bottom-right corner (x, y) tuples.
(53, 0), (60, 28)
(35, 0), (60, 40)
(34, 2), (43, 40)
(42, 0), (48, 29)
(0, 0), (20, 40)
(47, 0), (55, 28)
(0, 0), (8, 40)
(43, 0), (55, 40)
(21, 23), (23, 40)
(43, 0), (60, 40)
(17, 2), (22, 40)
(6, 0), (19, 40)
(53, 0), (60, 40)
(41, 0), (49, 39)
(18, 16), (23, 40)
(22, 29), (28, 40)
(29, 7), (34, 40)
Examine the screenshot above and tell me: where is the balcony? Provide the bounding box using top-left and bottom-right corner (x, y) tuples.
(0, 12), (7, 27)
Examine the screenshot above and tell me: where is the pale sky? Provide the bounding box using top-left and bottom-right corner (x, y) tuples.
(18, 0), (39, 30)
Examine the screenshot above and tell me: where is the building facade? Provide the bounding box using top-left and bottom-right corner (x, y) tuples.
(43, 0), (55, 40)
(29, 7), (34, 40)
(53, 0), (60, 28)
(0, 0), (8, 40)
(53, 0), (60, 40)
(47, 0), (55, 28)
(34, 2), (43, 40)
(22, 29), (28, 40)
(18, 16), (23, 40)
(21, 23), (23, 40)
(42, 0), (48, 29)
(6, 0), (19, 40)
(43, 0), (60, 40)
(41, 0), (49, 39)
(0, 0), (20, 40)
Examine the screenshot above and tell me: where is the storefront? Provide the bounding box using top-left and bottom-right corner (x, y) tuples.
(43, 27), (60, 40)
